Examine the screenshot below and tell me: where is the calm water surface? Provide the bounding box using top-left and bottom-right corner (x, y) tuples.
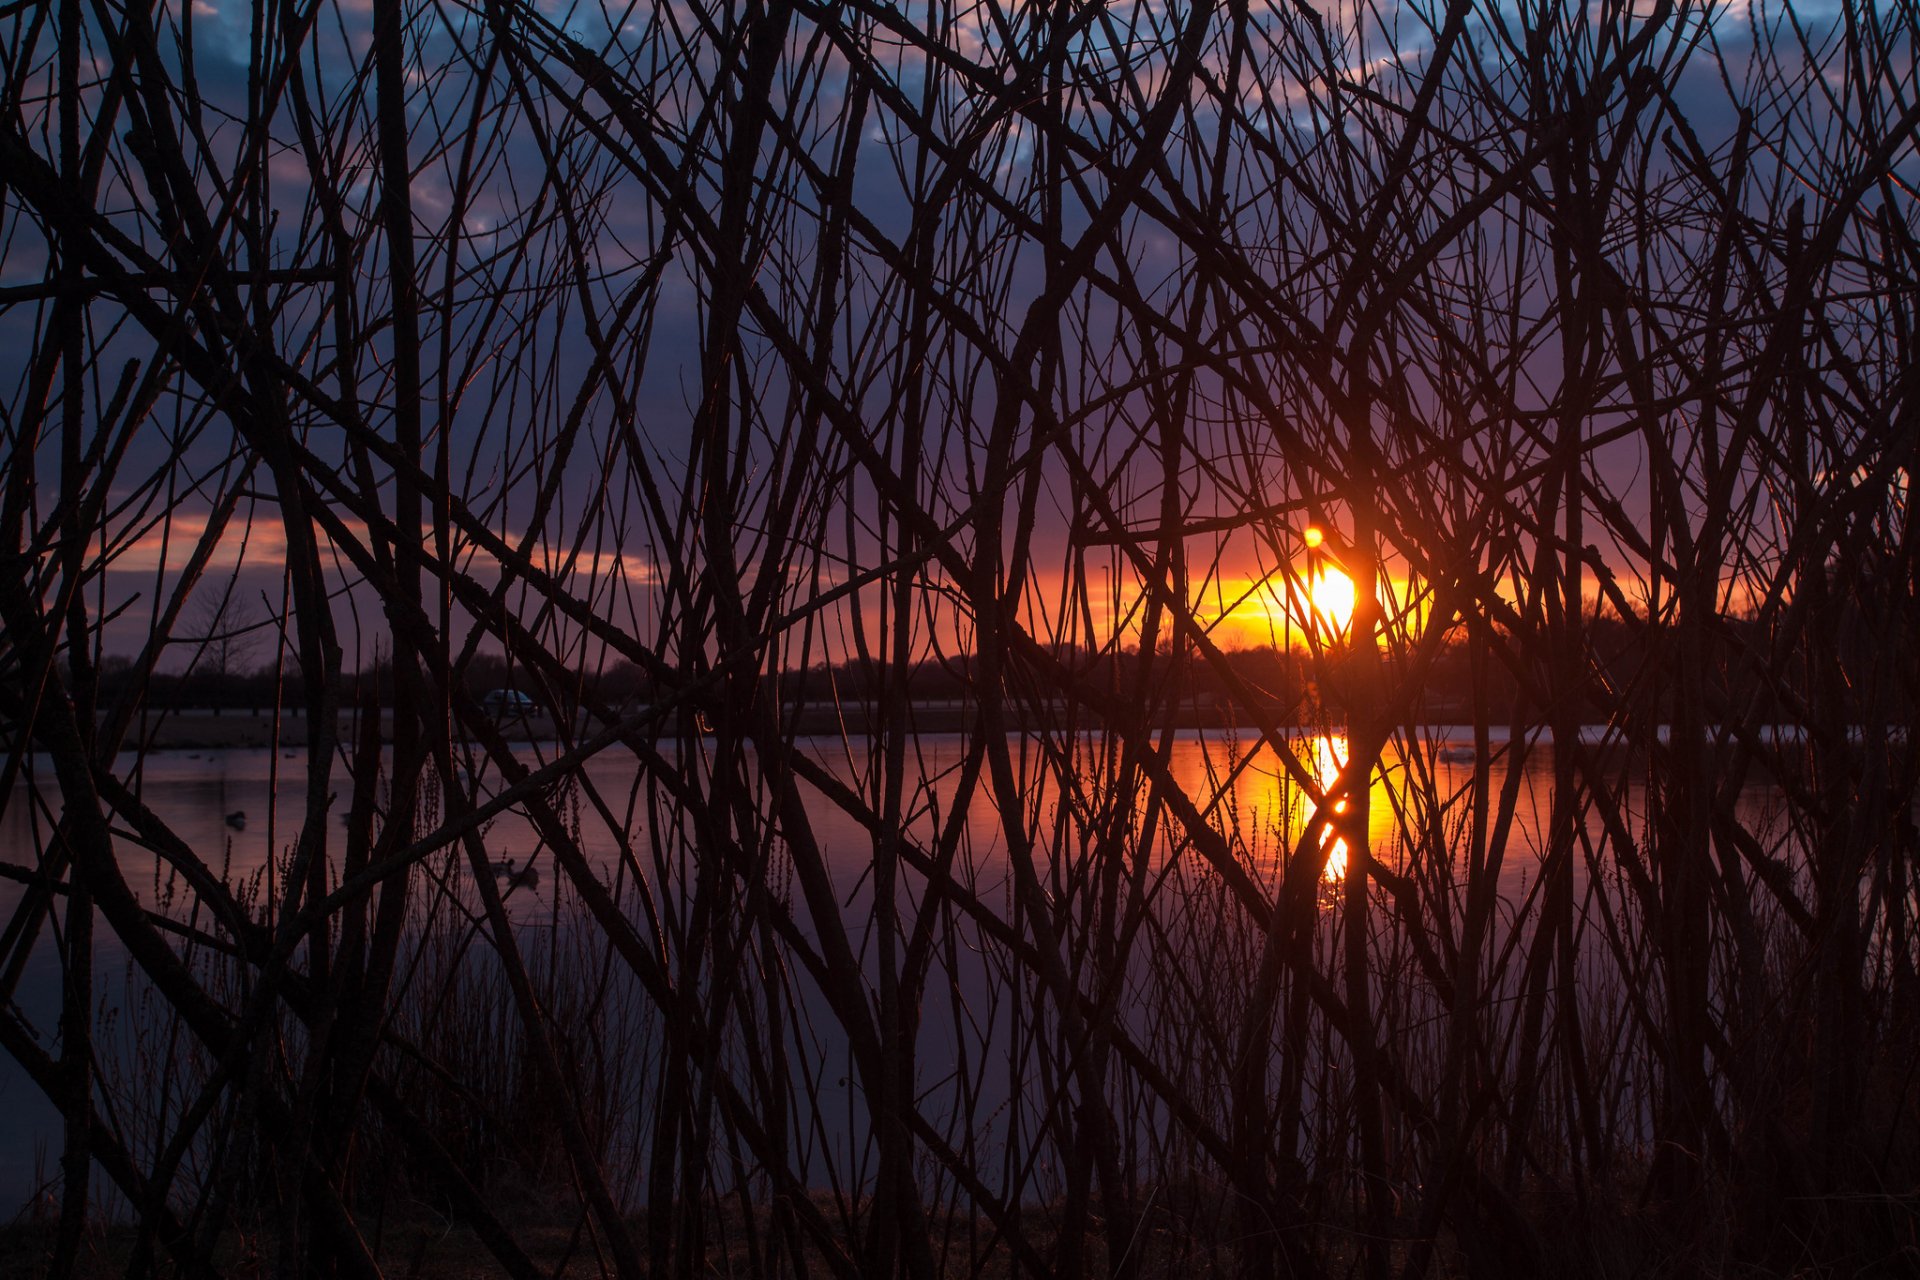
(0, 728), (1786, 1208)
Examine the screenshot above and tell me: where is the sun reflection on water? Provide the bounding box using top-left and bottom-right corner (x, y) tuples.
(1159, 728), (1412, 894)
(1243, 731), (1393, 885)
(1313, 733), (1351, 881)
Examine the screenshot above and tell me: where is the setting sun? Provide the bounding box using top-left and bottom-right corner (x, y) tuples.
(1208, 565), (1377, 647)
(1309, 567), (1356, 633)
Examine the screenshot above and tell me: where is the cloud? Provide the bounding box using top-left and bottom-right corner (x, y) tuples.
(103, 500), (660, 597)
(105, 509), (294, 576)
(529, 546), (659, 585)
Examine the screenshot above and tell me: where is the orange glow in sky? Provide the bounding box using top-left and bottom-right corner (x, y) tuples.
(1204, 565), (1368, 647)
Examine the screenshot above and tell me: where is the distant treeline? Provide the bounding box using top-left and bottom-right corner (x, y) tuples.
(101, 600), (1910, 727)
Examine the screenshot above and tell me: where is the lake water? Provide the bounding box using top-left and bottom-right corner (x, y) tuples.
(0, 727), (1788, 1210)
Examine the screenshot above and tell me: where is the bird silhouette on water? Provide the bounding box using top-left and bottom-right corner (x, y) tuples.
(225, 810), (247, 831)
(489, 857), (540, 890)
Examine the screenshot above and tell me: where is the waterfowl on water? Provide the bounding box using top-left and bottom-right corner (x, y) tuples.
(488, 857), (541, 889)
(225, 810), (247, 830)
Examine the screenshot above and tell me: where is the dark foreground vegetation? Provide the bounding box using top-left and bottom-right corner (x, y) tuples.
(3, 0), (1919, 1276)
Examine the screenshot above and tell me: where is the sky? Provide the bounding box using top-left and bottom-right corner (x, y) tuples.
(2, 0), (1909, 676)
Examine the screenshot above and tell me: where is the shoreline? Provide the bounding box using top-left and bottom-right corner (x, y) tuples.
(78, 708), (1903, 755)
